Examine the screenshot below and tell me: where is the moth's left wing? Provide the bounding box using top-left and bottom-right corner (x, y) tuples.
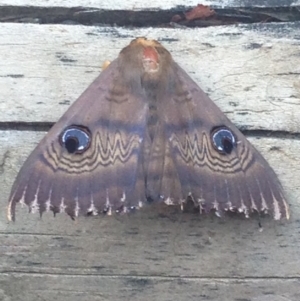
(8, 60), (148, 221)
(159, 63), (289, 220)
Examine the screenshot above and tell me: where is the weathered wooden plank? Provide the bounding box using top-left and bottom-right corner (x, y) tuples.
(0, 23), (299, 132)
(1, 131), (299, 278)
(0, 274), (299, 301)
(0, 3), (299, 301)
(1, 0), (300, 9)
(1, 5), (299, 300)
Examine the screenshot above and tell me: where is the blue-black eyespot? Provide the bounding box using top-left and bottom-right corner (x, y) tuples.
(59, 125), (91, 154)
(211, 127), (236, 155)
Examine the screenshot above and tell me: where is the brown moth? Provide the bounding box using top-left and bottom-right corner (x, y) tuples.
(7, 38), (289, 221)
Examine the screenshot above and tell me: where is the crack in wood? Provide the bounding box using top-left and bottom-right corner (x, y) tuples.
(0, 122), (299, 140)
(0, 5), (299, 27)
(1, 271), (300, 280)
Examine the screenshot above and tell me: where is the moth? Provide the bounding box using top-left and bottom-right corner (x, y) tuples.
(7, 38), (289, 221)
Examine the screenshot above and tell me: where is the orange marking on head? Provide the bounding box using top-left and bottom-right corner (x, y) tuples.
(143, 46), (159, 63)
(142, 46), (159, 73)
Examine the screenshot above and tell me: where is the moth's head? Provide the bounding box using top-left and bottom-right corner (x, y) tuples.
(118, 37), (174, 94)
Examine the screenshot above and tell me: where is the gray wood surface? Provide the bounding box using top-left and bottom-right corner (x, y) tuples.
(0, 3), (300, 301)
